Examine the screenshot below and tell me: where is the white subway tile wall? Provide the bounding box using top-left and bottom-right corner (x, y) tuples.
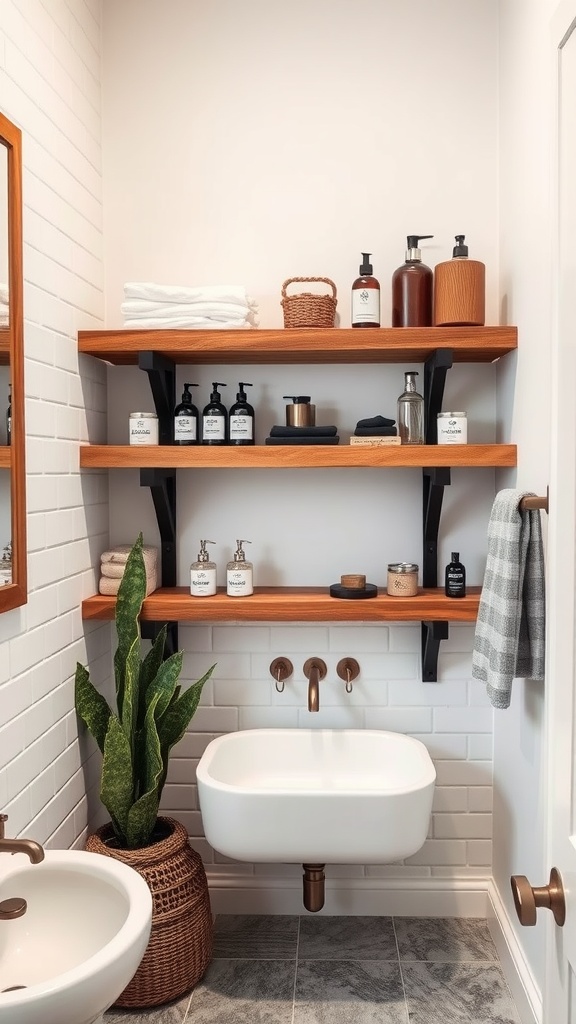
(162, 622), (494, 882)
(0, 0), (108, 848)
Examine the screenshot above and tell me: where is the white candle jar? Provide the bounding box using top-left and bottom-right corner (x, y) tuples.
(437, 411), (467, 444)
(129, 411), (159, 445)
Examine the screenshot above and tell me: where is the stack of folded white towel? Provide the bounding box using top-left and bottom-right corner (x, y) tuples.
(0, 285), (8, 328)
(99, 545), (159, 597)
(121, 282), (259, 329)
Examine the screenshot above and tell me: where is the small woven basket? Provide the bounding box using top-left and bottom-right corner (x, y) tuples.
(86, 816), (213, 1008)
(281, 276), (337, 328)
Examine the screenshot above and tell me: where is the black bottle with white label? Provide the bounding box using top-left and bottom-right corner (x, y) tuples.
(229, 382), (254, 446)
(174, 382), (199, 445)
(445, 552), (466, 598)
(202, 382), (228, 445)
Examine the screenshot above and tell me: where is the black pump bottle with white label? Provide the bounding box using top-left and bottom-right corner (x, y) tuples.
(229, 382), (255, 446)
(202, 382), (228, 445)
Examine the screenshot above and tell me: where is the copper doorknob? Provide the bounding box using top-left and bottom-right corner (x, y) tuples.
(510, 867), (566, 927)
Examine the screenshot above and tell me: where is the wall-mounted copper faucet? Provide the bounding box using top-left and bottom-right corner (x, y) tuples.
(303, 658), (327, 712)
(0, 813), (45, 864)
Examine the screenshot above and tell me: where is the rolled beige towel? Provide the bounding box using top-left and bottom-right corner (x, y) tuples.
(100, 545), (158, 579)
(99, 570), (158, 597)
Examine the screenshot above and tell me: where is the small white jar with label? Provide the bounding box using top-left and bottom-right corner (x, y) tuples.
(129, 412), (159, 445)
(437, 411), (467, 445)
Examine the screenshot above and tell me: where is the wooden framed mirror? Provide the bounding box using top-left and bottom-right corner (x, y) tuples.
(0, 111), (26, 612)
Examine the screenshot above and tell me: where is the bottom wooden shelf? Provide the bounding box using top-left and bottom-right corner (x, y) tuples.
(82, 586), (481, 624)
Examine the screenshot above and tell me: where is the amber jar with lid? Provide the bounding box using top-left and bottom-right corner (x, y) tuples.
(387, 562), (419, 597)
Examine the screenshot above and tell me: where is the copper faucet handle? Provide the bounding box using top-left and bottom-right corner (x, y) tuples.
(336, 658), (360, 690)
(0, 814), (8, 839)
(303, 658), (327, 680)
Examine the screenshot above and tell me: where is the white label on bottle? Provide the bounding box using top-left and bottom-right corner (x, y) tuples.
(229, 414), (253, 440)
(227, 568), (253, 596)
(203, 414), (226, 440)
(190, 568), (217, 596)
(352, 288), (380, 325)
(175, 415), (197, 441)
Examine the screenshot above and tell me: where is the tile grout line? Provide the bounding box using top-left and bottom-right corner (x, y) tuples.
(290, 915), (301, 1024)
(391, 916), (412, 1024)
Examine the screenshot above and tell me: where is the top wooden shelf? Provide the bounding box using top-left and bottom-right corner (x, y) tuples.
(77, 326), (518, 366)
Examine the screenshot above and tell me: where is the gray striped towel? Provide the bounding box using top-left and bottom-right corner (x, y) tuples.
(472, 489), (545, 709)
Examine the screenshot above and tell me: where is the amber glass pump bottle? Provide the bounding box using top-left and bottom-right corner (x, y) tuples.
(392, 235), (434, 327)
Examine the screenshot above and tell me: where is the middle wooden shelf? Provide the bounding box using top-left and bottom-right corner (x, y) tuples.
(79, 444), (517, 470)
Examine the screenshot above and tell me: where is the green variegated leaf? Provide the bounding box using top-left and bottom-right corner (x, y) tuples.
(120, 636), (142, 752)
(148, 651), (183, 723)
(138, 626), (167, 728)
(125, 691), (164, 848)
(74, 663), (111, 754)
(157, 665), (215, 754)
(114, 532), (146, 711)
(101, 715), (134, 845)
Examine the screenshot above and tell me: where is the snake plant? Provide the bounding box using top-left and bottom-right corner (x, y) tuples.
(75, 533), (214, 849)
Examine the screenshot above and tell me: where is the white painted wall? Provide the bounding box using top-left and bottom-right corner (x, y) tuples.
(0, 0), (108, 849)
(101, 0), (500, 890)
(494, 0), (558, 999)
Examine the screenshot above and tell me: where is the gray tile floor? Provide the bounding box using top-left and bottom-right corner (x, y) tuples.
(104, 914), (521, 1023)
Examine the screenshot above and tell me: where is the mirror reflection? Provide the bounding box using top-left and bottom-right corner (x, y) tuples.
(0, 141), (10, 583)
(0, 111), (26, 610)
(0, 142), (6, 329)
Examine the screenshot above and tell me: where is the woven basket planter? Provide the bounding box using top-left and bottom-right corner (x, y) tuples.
(281, 276), (337, 328)
(86, 815), (213, 1008)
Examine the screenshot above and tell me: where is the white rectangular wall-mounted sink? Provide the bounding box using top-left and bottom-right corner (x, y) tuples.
(197, 728), (435, 864)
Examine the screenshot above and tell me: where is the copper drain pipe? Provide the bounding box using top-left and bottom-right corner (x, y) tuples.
(303, 864), (326, 912)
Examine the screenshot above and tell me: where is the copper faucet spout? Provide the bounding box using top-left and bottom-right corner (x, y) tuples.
(303, 658), (327, 713)
(0, 838), (45, 863)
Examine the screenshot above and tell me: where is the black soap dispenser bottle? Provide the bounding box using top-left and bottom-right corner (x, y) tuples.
(229, 382), (255, 446)
(392, 235), (434, 326)
(445, 552), (466, 598)
(352, 252), (381, 327)
(202, 382), (228, 445)
(174, 382), (199, 445)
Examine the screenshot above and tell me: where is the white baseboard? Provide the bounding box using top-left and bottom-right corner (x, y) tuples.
(486, 880), (541, 1024)
(206, 871), (490, 916)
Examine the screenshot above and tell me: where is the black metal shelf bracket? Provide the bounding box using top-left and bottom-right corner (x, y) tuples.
(138, 351), (176, 445)
(137, 352), (178, 655)
(139, 467), (178, 656)
(421, 621), (449, 683)
(421, 347), (455, 682)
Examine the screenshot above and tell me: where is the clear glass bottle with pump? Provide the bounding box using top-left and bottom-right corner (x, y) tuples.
(226, 539), (253, 597)
(190, 540), (217, 597)
(397, 370), (424, 444)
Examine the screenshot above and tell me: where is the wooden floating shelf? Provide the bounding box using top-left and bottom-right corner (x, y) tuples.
(82, 586), (482, 624)
(78, 325), (518, 365)
(0, 447), (11, 469)
(79, 443), (517, 470)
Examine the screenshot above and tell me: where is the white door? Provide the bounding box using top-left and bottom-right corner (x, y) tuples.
(544, 5), (576, 1021)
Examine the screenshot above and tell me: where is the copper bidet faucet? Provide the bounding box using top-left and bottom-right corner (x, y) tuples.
(0, 813), (45, 921)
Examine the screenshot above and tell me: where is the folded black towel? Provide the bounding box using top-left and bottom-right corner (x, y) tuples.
(265, 437), (340, 445)
(354, 426), (397, 437)
(269, 425), (338, 437)
(356, 415), (396, 428)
